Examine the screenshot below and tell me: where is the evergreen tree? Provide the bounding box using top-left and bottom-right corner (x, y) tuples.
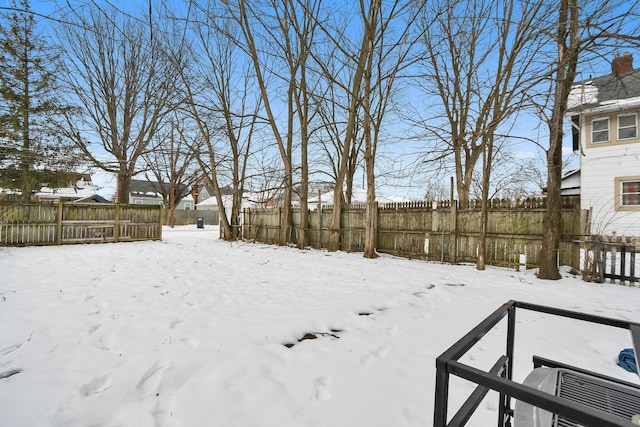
(0, 0), (80, 200)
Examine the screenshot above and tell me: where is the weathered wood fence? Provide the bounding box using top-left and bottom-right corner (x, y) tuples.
(243, 196), (587, 269)
(585, 236), (638, 285)
(165, 209), (219, 226)
(0, 202), (162, 246)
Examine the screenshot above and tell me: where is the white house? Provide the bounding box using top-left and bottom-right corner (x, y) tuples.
(34, 173), (100, 203)
(560, 170), (581, 196)
(566, 53), (640, 237)
(129, 179), (193, 210)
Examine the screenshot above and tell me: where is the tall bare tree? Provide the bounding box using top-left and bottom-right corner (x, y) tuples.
(57, 4), (178, 203)
(143, 120), (199, 227)
(415, 0), (550, 269)
(176, 5), (260, 240)
(222, 0), (292, 245)
(361, 0), (424, 258)
(319, 1), (377, 251)
(537, 0), (640, 279)
(220, 0), (324, 245)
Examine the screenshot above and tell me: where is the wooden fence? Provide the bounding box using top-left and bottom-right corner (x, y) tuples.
(243, 196), (587, 269)
(0, 202), (162, 246)
(583, 236), (638, 285)
(165, 209), (219, 226)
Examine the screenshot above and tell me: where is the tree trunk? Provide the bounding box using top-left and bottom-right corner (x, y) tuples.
(538, 125), (564, 279)
(328, 187), (343, 251)
(116, 173), (131, 204)
(363, 192), (378, 258)
(538, 0), (578, 280)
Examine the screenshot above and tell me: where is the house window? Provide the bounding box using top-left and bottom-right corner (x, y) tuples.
(184, 203), (192, 210)
(591, 118), (609, 143)
(618, 113), (638, 140)
(621, 180), (640, 207)
(134, 200), (143, 205)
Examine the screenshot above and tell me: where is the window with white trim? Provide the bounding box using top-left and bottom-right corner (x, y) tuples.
(591, 118), (609, 143)
(621, 180), (640, 207)
(618, 113), (638, 140)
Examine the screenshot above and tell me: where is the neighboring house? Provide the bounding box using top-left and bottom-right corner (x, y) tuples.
(196, 193), (257, 212)
(195, 183), (234, 204)
(72, 194), (111, 203)
(560, 169), (581, 196)
(129, 179), (193, 210)
(567, 52), (640, 236)
(34, 173), (100, 203)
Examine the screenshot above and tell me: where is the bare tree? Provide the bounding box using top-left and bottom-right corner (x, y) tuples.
(219, 0), (325, 246)
(536, 0), (640, 279)
(177, 6), (260, 240)
(361, 0), (424, 258)
(316, 1), (377, 251)
(415, 0), (550, 269)
(57, 4), (178, 203)
(142, 120), (199, 227)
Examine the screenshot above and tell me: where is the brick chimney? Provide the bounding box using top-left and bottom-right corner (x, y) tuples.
(612, 52), (633, 76)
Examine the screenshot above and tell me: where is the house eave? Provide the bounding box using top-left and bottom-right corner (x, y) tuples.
(567, 95), (640, 117)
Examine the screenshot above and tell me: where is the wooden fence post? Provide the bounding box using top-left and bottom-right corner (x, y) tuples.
(449, 200), (457, 264)
(158, 206), (163, 241)
(114, 203), (120, 243)
(56, 201), (63, 245)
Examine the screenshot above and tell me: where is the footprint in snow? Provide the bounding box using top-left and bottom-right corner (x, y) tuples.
(181, 337), (199, 348)
(314, 375), (332, 402)
(0, 343), (21, 356)
(137, 361), (170, 395)
(80, 374), (112, 397)
(95, 333), (120, 354)
(360, 345), (390, 369)
(386, 324), (399, 337)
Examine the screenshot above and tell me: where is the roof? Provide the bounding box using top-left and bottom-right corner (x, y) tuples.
(196, 193), (257, 209)
(130, 179), (189, 199)
(567, 69), (640, 114)
(72, 194), (110, 203)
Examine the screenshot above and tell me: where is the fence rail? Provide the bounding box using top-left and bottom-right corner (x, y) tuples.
(243, 197), (586, 269)
(0, 202), (162, 246)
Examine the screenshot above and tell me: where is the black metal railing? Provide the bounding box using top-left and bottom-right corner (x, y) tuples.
(434, 300), (640, 427)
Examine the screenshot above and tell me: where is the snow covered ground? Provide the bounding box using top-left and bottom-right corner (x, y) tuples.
(1, 225), (639, 427)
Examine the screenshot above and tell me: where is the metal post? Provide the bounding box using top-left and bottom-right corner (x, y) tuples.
(631, 244), (637, 286)
(501, 305), (517, 427)
(621, 244), (627, 285)
(434, 358), (450, 427)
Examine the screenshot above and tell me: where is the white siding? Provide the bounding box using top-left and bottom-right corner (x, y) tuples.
(580, 123), (640, 236)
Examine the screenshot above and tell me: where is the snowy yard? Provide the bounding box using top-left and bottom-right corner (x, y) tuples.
(1, 226), (640, 426)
